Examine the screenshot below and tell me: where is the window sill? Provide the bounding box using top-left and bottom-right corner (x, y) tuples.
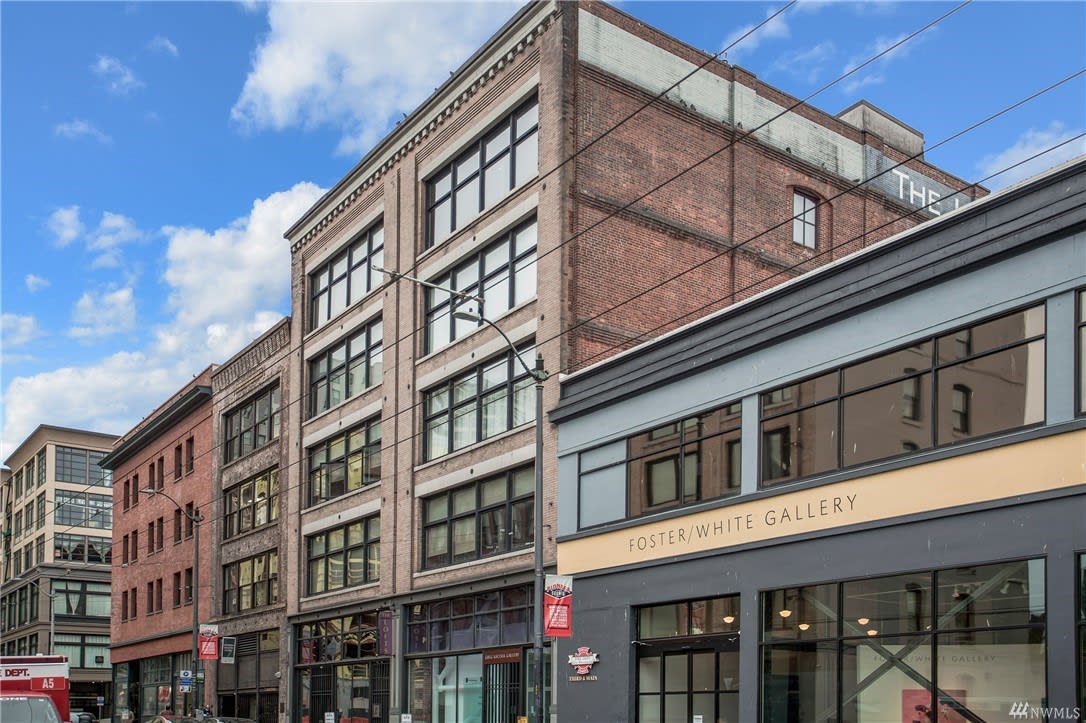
(413, 546), (532, 579)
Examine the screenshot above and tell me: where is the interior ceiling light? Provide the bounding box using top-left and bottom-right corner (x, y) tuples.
(779, 609), (792, 618)
(723, 616), (735, 624)
(867, 629), (878, 636)
(857, 617), (870, 625)
(798, 623), (810, 631)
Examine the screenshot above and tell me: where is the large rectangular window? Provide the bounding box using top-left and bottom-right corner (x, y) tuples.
(306, 516), (379, 595)
(425, 219), (537, 353)
(627, 402), (741, 518)
(55, 491), (112, 529)
(55, 633), (110, 669)
(223, 384), (281, 463)
(407, 584), (532, 654)
(53, 534), (111, 563)
(421, 466), (533, 570)
(310, 221), (384, 330)
(423, 344), (535, 461)
(760, 305), (1046, 486)
(223, 549), (279, 614)
(306, 419), (382, 507)
(224, 468), (280, 538)
(52, 580), (111, 618)
(55, 446), (111, 487)
(426, 96), (539, 247)
(761, 558), (1046, 721)
(309, 316), (383, 417)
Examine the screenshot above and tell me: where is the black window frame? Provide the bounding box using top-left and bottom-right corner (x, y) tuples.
(223, 548), (280, 614)
(309, 315), (383, 417)
(224, 468), (280, 539)
(305, 516), (379, 596)
(309, 221), (384, 331)
(425, 95), (539, 248)
(421, 466), (534, 570)
(424, 218), (537, 353)
(306, 419), (382, 508)
(223, 383), (282, 464)
(422, 343), (536, 462)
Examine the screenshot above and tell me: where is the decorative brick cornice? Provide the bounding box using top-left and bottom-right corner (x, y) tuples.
(291, 9), (558, 254)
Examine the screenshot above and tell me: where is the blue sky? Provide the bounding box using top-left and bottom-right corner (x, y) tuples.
(1, 0), (1084, 458)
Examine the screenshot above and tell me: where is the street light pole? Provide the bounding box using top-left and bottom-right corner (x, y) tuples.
(378, 263), (551, 723)
(141, 488), (203, 713)
(452, 310), (549, 723)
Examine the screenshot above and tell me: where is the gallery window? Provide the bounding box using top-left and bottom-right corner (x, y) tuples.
(421, 466), (533, 570)
(309, 316), (383, 417)
(55, 446), (111, 487)
(306, 419), (382, 507)
(306, 516), (379, 595)
(792, 191), (818, 248)
(425, 219), (537, 353)
(223, 384), (281, 463)
(309, 221), (384, 331)
(760, 304), (1046, 486)
(761, 559), (1046, 721)
(627, 402), (742, 518)
(55, 491), (112, 529)
(426, 96), (539, 247)
(422, 344), (535, 461)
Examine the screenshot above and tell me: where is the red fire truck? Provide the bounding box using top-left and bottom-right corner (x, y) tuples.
(0, 655), (71, 722)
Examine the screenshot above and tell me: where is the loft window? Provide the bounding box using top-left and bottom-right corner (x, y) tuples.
(792, 191), (818, 248)
(309, 221), (384, 331)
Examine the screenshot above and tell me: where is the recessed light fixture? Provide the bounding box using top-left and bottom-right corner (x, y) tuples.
(779, 609), (792, 619)
(857, 617), (870, 626)
(798, 623), (810, 631)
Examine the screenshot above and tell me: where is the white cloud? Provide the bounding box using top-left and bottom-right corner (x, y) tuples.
(55, 119), (113, 144)
(160, 181), (324, 360)
(1, 183), (326, 458)
(69, 287), (138, 340)
(46, 206), (84, 247)
(87, 212), (144, 268)
(230, 2), (516, 156)
(720, 8), (792, 64)
(1, 314), (40, 349)
(25, 275), (50, 293)
(91, 55), (143, 94)
(0, 352), (179, 456)
(978, 122), (1086, 190)
(769, 41), (836, 84)
(148, 35), (179, 56)
(840, 30), (926, 94)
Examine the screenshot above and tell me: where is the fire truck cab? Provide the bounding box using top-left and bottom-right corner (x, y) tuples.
(0, 656), (71, 723)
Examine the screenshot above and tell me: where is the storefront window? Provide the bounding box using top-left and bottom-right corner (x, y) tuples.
(1078, 553), (1085, 715)
(636, 596), (740, 723)
(295, 615), (389, 723)
(761, 558), (1046, 721)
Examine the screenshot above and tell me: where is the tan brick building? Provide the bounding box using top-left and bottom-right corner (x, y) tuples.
(1, 425), (118, 718)
(101, 368), (217, 722)
(215, 3), (981, 722)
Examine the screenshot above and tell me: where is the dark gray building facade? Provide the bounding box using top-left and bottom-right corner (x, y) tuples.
(552, 158), (1086, 722)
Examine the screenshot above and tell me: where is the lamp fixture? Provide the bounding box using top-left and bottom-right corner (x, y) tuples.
(798, 623), (810, 631)
(857, 617), (870, 625)
(778, 609), (792, 619)
(722, 615), (735, 624)
(866, 629), (878, 636)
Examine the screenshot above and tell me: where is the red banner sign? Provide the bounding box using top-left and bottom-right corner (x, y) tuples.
(198, 624), (219, 660)
(543, 575), (573, 638)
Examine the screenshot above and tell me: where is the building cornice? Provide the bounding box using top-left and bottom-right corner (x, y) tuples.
(98, 386), (212, 470)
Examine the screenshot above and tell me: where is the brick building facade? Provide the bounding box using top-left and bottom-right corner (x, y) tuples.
(266, 2), (981, 722)
(101, 368), (217, 722)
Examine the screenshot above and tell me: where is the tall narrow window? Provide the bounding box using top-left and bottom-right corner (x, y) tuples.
(792, 191), (818, 248)
(174, 446), (182, 480)
(185, 437), (195, 473)
(902, 369), (921, 420)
